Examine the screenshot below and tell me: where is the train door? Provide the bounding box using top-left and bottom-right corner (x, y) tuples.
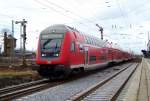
(108, 48), (114, 62)
(101, 48), (107, 63)
(70, 41), (77, 66)
(84, 47), (89, 68)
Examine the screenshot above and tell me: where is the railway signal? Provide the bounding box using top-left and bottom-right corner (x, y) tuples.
(15, 19), (27, 66)
(96, 24), (104, 40)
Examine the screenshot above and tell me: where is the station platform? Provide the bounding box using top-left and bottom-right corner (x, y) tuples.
(117, 58), (150, 101)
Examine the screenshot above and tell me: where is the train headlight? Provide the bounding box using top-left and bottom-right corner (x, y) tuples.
(42, 53), (46, 57)
(54, 53), (59, 57)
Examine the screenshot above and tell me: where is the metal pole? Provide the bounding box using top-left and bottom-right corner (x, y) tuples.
(22, 19), (27, 66)
(20, 25), (22, 52)
(148, 32), (149, 41)
(148, 32), (150, 51)
(12, 20), (14, 36)
(101, 30), (103, 40)
(11, 20), (14, 66)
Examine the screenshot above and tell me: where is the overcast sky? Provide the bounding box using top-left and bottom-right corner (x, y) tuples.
(0, 0), (150, 54)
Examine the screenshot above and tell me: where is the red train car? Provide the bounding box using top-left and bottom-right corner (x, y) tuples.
(36, 24), (132, 78)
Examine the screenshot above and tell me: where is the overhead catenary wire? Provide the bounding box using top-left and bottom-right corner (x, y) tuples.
(0, 14), (15, 19)
(113, 0), (150, 29)
(121, 1), (150, 17)
(0, 24), (20, 34)
(34, 0), (78, 21)
(0, 0), (149, 31)
(34, 0), (103, 27)
(115, 0), (129, 26)
(43, 0), (97, 24)
(33, 0), (99, 33)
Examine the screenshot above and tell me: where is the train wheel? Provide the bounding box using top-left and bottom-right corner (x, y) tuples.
(80, 67), (84, 73)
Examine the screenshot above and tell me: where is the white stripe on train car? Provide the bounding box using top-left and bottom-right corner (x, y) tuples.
(70, 62), (109, 70)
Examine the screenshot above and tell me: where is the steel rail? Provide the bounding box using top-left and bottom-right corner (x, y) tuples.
(67, 63), (138, 101)
(0, 79), (49, 95)
(0, 80), (65, 101)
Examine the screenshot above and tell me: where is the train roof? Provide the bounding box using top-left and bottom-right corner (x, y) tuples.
(41, 24), (75, 34)
(40, 24), (121, 49)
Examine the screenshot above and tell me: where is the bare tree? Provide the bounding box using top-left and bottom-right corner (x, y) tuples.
(1, 28), (10, 34)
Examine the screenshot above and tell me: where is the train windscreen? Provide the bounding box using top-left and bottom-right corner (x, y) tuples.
(40, 33), (63, 58)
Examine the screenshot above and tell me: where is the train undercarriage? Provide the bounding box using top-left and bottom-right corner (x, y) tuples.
(38, 65), (73, 79)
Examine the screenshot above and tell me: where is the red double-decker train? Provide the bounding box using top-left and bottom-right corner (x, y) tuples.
(36, 24), (133, 78)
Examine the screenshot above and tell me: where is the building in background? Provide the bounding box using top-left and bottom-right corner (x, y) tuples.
(0, 45), (1, 54)
(3, 32), (17, 57)
(147, 40), (150, 51)
(142, 40), (150, 58)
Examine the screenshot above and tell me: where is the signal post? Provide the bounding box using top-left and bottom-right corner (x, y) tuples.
(15, 19), (27, 67)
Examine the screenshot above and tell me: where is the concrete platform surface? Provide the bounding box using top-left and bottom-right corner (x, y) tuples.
(117, 58), (150, 101)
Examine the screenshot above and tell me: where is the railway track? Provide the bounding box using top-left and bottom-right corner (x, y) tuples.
(67, 63), (138, 101)
(0, 79), (63, 101)
(0, 62), (136, 101)
(11, 63), (134, 101)
(0, 67), (109, 101)
(0, 66), (114, 101)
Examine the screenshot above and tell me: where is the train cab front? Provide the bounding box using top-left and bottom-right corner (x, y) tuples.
(36, 25), (71, 78)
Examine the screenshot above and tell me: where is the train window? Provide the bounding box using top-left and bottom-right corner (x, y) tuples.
(92, 38), (95, 45)
(108, 50), (112, 54)
(83, 35), (86, 43)
(87, 37), (90, 44)
(71, 41), (76, 52)
(90, 56), (96, 62)
(94, 39), (96, 46)
(91, 38), (93, 45)
(97, 41), (100, 47)
(89, 37), (91, 45)
(73, 32), (77, 38)
(96, 40), (99, 46)
(88, 37), (92, 45)
(85, 36), (88, 44)
(96, 39), (98, 46)
(91, 38), (93, 44)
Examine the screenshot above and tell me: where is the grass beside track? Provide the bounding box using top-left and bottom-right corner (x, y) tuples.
(0, 70), (38, 77)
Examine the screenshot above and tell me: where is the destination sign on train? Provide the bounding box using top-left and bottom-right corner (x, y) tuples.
(41, 34), (63, 39)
